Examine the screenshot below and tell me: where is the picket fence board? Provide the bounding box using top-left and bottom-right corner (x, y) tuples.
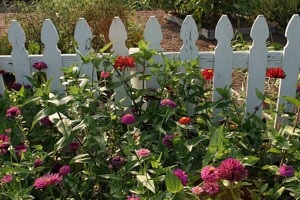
(246, 15), (269, 116)
(213, 15), (234, 107)
(8, 20), (31, 85)
(41, 19), (64, 93)
(0, 14), (299, 124)
(276, 14), (300, 124)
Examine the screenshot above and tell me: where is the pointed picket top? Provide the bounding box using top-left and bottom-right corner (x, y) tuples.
(179, 15), (199, 61)
(276, 14), (300, 125)
(41, 19), (64, 93)
(8, 20), (31, 84)
(250, 15), (269, 44)
(215, 15), (233, 44)
(41, 19), (59, 46)
(246, 15), (269, 116)
(8, 20), (26, 49)
(144, 16), (163, 51)
(74, 18), (93, 56)
(213, 15), (233, 103)
(109, 17), (128, 56)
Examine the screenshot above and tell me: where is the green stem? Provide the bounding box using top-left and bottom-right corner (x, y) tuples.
(229, 183), (238, 200)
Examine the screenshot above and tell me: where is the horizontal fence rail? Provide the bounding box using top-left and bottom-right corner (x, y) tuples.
(0, 14), (300, 125)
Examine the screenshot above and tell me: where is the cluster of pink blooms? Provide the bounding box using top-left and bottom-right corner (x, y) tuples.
(192, 158), (248, 196)
(121, 114), (136, 125)
(33, 165), (71, 189)
(0, 134), (10, 155)
(173, 168), (188, 186)
(160, 98), (177, 108)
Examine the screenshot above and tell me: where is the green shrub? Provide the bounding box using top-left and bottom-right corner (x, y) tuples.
(259, 0), (300, 28)
(3, 0), (142, 54)
(160, 0), (260, 28)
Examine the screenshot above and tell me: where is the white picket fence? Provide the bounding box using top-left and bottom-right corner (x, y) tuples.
(0, 14), (300, 124)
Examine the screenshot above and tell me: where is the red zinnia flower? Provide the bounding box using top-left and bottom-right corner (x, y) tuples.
(114, 56), (135, 71)
(202, 69), (214, 80)
(266, 67), (286, 79)
(179, 117), (191, 125)
(32, 62), (47, 71)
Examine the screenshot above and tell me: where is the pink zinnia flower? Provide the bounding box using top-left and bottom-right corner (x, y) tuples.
(32, 62), (47, 71)
(201, 166), (220, 182)
(121, 114), (135, 125)
(5, 128), (12, 134)
(126, 194), (140, 200)
(191, 186), (204, 195)
(218, 158), (248, 182)
(202, 181), (219, 195)
(160, 98), (176, 108)
(135, 148), (151, 157)
(279, 164), (294, 177)
(14, 145), (27, 157)
(100, 71), (110, 78)
(6, 106), (21, 118)
(1, 174), (13, 183)
(33, 173), (62, 189)
(59, 165), (71, 176)
(162, 134), (174, 148)
(172, 168), (188, 186)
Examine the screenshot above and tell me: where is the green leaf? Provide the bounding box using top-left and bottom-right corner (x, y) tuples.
(242, 156), (260, 166)
(70, 153), (92, 164)
(282, 96), (300, 107)
(137, 173), (156, 194)
(31, 107), (55, 130)
(274, 187), (285, 199)
(267, 148), (281, 154)
(100, 174), (123, 181)
(255, 88), (265, 101)
(165, 169), (183, 193)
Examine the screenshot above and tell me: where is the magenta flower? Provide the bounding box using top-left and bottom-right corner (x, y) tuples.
(126, 194), (140, 200)
(111, 155), (125, 169)
(279, 164), (294, 177)
(201, 166), (220, 182)
(14, 145), (27, 157)
(1, 174), (13, 183)
(191, 186), (204, 195)
(6, 82), (22, 91)
(160, 98), (176, 108)
(135, 148), (151, 157)
(40, 116), (53, 126)
(0, 134), (9, 149)
(69, 141), (80, 151)
(162, 134), (174, 148)
(59, 165), (71, 176)
(218, 158), (248, 182)
(202, 181), (219, 195)
(100, 71), (110, 78)
(121, 114), (135, 125)
(173, 168), (188, 186)
(32, 62), (47, 71)
(33, 173), (62, 189)
(34, 159), (43, 168)
(6, 106), (21, 118)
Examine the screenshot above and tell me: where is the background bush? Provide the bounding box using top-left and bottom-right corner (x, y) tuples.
(0, 0), (143, 54)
